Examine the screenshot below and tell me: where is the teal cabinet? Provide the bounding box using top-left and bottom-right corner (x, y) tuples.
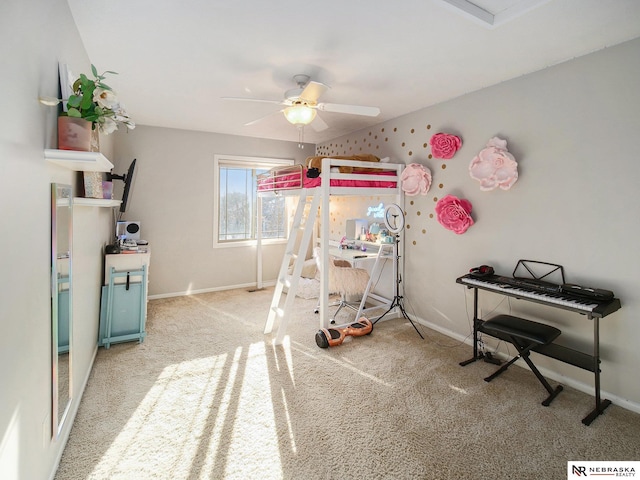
(99, 265), (147, 348)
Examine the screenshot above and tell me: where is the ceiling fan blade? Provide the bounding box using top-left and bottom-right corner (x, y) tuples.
(244, 109), (283, 126)
(311, 113), (329, 132)
(317, 103), (380, 117)
(222, 96), (284, 106)
(299, 81), (329, 103)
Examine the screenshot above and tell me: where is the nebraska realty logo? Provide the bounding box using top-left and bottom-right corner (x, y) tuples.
(568, 461), (639, 478)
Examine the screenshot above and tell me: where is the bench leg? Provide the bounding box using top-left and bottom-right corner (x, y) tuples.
(520, 354), (564, 406)
(483, 338), (563, 406)
(484, 355), (519, 382)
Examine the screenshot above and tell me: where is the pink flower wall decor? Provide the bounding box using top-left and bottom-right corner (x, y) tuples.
(435, 194), (474, 234)
(429, 133), (462, 159)
(400, 163), (432, 196)
(469, 136), (518, 191)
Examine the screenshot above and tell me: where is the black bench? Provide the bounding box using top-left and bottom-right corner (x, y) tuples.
(480, 314), (564, 406)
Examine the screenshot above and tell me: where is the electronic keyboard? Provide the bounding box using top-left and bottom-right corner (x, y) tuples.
(457, 270), (622, 426)
(457, 274), (621, 318)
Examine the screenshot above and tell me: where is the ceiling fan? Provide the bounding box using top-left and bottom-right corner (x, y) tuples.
(222, 74), (381, 133)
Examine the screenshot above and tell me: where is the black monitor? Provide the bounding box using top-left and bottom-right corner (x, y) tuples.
(108, 158), (137, 215)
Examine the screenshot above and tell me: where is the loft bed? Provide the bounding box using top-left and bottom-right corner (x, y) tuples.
(258, 157), (404, 345)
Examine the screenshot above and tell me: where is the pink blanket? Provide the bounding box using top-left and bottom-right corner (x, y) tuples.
(258, 168), (396, 191)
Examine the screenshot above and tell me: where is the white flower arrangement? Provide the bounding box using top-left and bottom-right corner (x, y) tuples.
(64, 65), (135, 134)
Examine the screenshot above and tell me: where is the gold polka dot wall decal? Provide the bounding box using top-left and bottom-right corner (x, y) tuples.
(439, 183), (444, 188)
(385, 137), (388, 142)
(433, 197), (438, 202)
(422, 229), (426, 234)
(426, 124), (431, 129)
(429, 213), (434, 218)
(423, 143), (428, 148)
(417, 211), (421, 216)
(411, 128), (415, 134)
(410, 200), (414, 205)
(441, 164), (446, 169)
(408, 151), (413, 156)
(402, 142), (406, 147)
(428, 154), (433, 159)
(393, 127), (397, 132)
(413, 240), (417, 245)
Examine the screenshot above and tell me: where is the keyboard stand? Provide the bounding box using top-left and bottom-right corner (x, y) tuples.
(458, 280), (613, 426)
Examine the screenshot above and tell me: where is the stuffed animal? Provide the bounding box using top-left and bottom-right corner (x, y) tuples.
(306, 154), (381, 178)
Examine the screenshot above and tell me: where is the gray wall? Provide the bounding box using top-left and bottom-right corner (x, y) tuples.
(111, 126), (312, 297)
(0, 0), (113, 479)
(319, 38), (640, 411)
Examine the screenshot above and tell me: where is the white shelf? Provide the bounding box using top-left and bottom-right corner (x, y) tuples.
(45, 149), (114, 172)
(73, 198), (121, 208)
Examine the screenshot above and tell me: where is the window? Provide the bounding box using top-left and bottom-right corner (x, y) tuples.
(213, 155), (293, 247)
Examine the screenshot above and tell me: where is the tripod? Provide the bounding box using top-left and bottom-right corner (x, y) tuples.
(372, 235), (424, 339)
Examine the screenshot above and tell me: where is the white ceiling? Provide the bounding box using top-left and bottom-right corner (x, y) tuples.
(66, 0), (640, 144)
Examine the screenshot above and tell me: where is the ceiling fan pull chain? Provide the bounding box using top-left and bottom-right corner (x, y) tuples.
(298, 125), (305, 149)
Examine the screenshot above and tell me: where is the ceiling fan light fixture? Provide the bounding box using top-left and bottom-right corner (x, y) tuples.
(284, 105), (316, 126)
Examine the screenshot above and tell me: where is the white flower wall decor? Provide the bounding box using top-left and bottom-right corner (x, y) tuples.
(469, 137), (518, 191)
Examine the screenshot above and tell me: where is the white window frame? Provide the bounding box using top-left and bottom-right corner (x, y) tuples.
(213, 154), (294, 249)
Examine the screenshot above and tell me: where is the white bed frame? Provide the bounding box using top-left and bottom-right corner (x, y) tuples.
(257, 157), (404, 345)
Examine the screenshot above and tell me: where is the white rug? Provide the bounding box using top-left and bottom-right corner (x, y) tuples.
(295, 277), (320, 299)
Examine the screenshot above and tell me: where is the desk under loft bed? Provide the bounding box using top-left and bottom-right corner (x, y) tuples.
(257, 157), (404, 345)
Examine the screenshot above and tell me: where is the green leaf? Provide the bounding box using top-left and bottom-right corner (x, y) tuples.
(80, 93), (94, 110)
(91, 64), (98, 78)
(67, 108), (81, 118)
(67, 95), (81, 108)
(97, 82), (113, 91)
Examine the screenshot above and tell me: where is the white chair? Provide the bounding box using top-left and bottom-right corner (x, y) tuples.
(313, 247), (370, 324)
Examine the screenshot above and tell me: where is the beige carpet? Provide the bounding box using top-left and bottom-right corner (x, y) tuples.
(55, 288), (640, 480)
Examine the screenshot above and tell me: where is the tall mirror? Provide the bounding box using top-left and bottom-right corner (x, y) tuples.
(51, 183), (72, 439)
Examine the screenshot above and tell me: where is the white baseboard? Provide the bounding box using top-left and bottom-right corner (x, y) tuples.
(148, 281), (276, 300)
